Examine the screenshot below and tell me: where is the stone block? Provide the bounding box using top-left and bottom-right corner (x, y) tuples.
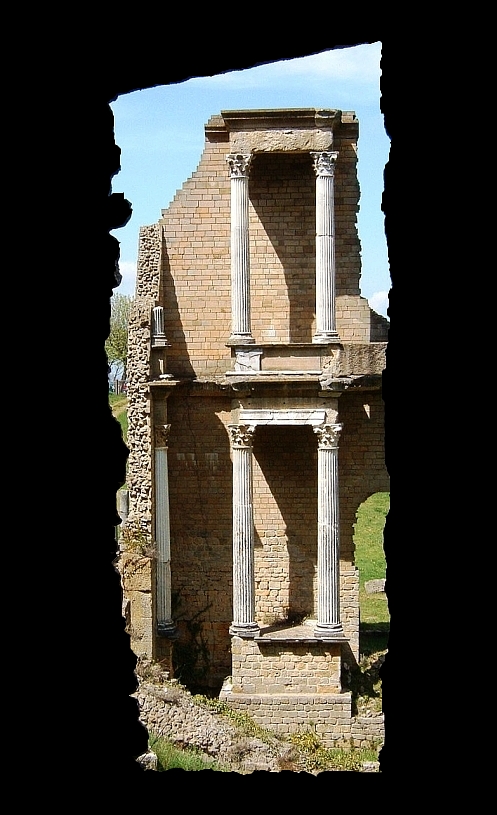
(364, 578), (386, 594)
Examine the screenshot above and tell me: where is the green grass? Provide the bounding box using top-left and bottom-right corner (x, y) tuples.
(192, 695), (274, 744)
(353, 492), (390, 627)
(148, 733), (229, 772)
(148, 728), (378, 774)
(117, 411), (128, 442)
(289, 729), (379, 772)
(109, 394), (128, 443)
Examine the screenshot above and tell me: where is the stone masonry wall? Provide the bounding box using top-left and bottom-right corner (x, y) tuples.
(126, 224), (162, 539)
(231, 637), (341, 695)
(166, 388), (234, 686)
(120, 554), (156, 659)
(221, 638), (353, 746)
(160, 132), (232, 378)
(121, 224), (162, 660)
(124, 383), (387, 680)
(157, 115), (381, 382)
(252, 424), (318, 623)
(124, 112), (389, 690)
(221, 692), (353, 747)
(161, 386), (387, 684)
(338, 389), (389, 658)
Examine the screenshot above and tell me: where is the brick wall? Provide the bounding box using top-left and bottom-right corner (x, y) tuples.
(157, 115), (384, 383)
(160, 133), (232, 378)
(161, 386), (388, 683)
(124, 111), (389, 694)
(231, 637), (341, 695)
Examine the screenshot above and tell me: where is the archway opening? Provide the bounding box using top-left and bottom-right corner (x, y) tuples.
(353, 491), (390, 656)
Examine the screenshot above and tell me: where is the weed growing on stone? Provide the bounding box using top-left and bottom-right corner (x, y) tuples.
(148, 733), (229, 772)
(121, 521), (156, 557)
(192, 695), (274, 744)
(289, 728), (379, 773)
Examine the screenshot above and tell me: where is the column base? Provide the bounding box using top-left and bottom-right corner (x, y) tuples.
(226, 335), (256, 346)
(229, 622), (260, 638)
(314, 622), (345, 639)
(157, 620), (178, 638)
(312, 331), (340, 344)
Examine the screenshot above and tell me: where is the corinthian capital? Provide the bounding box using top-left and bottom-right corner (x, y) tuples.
(227, 153), (252, 178)
(311, 151), (338, 177)
(313, 423), (342, 449)
(228, 423), (256, 448)
(155, 424), (171, 448)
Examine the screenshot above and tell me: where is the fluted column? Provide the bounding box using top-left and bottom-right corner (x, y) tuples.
(313, 423), (343, 637)
(311, 151), (340, 343)
(152, 306), (167, 346)
(155, 424), (176, 636)
(228, 424), (259, 637)
(227, 154), (255, 344)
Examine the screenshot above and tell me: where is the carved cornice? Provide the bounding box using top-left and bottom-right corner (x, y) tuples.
(228, 423), (256, 448)
(226, 153), (252, 178)
(155, 424), (171, 448)
(313, 423), (342, 449)
(311, 151), (339, 177)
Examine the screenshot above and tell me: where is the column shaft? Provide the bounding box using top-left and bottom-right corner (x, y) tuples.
(155, 425), (176, 636)
(227, 154), (254, 344)
(312, 151), (340, 343)
(314, 424), (343, 637)
(229, 424), (259, 637)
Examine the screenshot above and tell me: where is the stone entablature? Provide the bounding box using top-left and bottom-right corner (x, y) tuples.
(210, 108), (350, 155)
(238, 408), (327, 426)
(228, 342), (387, 376)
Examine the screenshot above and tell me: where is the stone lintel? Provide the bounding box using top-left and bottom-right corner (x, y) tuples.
(216, 109), (344, 154)
(239, 408), (326, 426)
(221, 108), (341, 131)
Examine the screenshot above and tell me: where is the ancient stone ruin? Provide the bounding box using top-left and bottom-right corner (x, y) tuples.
(122, 108), (389, 746)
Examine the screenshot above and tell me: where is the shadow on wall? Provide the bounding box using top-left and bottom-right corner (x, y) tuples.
(161, 244), (196, 378)
(167, 390), (234, 689)
(249, 153), (316, 343)
(252, 425), (318, 622)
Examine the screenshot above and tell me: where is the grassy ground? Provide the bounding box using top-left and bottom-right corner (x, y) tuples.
(146, 705), (380, 773)
(353, 492), (390, 627)
(148, 733), (229, 772)
(109, 393), (128, 442)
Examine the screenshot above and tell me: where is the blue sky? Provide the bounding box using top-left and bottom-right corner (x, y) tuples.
(110, 42), (390, 317)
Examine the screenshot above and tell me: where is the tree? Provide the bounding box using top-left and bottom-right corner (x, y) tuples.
(106, 293), (133, 382)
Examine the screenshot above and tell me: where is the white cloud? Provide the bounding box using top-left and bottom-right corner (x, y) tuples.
(116, 260), (136, 297)
(193, 42), (381, 90)
(263, 43), (381, 80)
(368, 291), (389, 317)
